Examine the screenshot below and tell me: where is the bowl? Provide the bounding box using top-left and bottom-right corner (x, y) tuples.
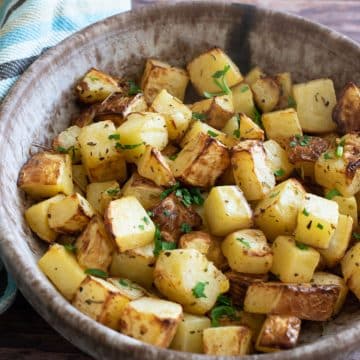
(0, 2), (360, 359)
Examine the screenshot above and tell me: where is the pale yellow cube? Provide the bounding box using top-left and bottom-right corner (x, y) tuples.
(105, 196), (155, 252)
(190, 94), (234, 129)
(262, 108), (302, 147)
(263, 140), (294, 181)
(231, 83), (256, 117)
(38, 244), (86, 300)
(254, 179), (305, 241)
(119, 297), (183, 348)
(25, 194), (65, 243)
(18, 152), (73, 199)
(222, 113), (264, 141)
(203, 326), (252, 356)
(141, 58), (189, 103)
(251, 77), (280, 113)
(271, 236), (320, 283)
(117, 112), (168, 162)
(319, 214), (353, 268)
(86, 181), (120, 215)
(137, 145), (176, 187)
(293, 78), (337, 133)
(187, 47), (242, 95)
(110, 242), (155, 289)
(231, 140), (276, 201)
(48, 193), (94, 234)
(295, 193), (339, 249)
(222, 229), (273, 274)
(204, 186), (253, 237)
(78, 120), (127, 183)
(171, 313), (210, 353)
(52, 125), (82, 163)
(311, 272), (348, 315)
(331, 195), (358, 228)
(150, 89), (192, 141)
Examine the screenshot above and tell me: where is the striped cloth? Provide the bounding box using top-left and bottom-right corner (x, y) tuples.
(0, 0), (131, 314)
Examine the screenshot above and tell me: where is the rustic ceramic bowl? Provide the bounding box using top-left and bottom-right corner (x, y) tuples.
(0, 2), (360, 359)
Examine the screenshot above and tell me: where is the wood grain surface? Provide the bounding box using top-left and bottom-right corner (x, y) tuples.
(1, 1), (359, 359)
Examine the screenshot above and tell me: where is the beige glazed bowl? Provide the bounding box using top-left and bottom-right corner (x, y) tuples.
(0, 2), (360, 359)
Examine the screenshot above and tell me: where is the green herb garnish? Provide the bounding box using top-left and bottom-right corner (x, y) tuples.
(119, 279), (129, 287)
(115, 142), (143, 150)
(317, 223), (324, 230)
(168, 154), (178, 161)
(336, 139), (345, 157)
(325, 188), (341, 200)
(142, 216), (150, 224)
(207, 130), (218, 138)
(64, 244), (77, 253)
(192, 281), (209, 299)
(106, 188), (120, 196)
(153, 226), (177, 256)
(274, 168), (285, 177)
(160, 182), (204, 207)
(128, 80), (141, 96)
(180, 223), (192, 233)
(251, 107), (262, 127)
(237, 237), (251, 248)
(240, 85), (249, 93)
(108, 133), (120, 140)
(295, 242), (308, 250)
(302, 208), (310, 216)
(85, 268), (108, 279)
(233, 114), (240, 139)
(138, 224), (145, 231)
(288, 95), (296, 108)
(203, 65), (232, 98)
(192, 112), (207, 121)
(269, 191), (280, 198)
(353, 232), (360, 240)
(324, 152), (333, 160)
(210, 295), (237, 327)
(56, 146), (68, 153)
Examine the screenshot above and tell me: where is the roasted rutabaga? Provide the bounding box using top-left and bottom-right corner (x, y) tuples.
(19, 46), (360, 355)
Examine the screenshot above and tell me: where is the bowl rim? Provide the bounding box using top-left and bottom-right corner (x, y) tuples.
(0, 1), (359, 359)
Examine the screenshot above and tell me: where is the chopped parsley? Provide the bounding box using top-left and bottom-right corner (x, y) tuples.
(252, 107), (262, 128)
(207, 130), (218, 138)
(147, 210), (154, 217)
(180, 223), (192, 233)
(142, 216), (150, 224)
(56, 146), (68, 153)
(336, 139), (345, 157)
(138, 224), (145, 231)
(192, 112), (207, 121)
(210, 295), (238, 327)
(353, 232), (360, 240)
(115, 142), (143, 150)
(288, 95), (296, 108)
(192, 281), (208, 299)
(108, 133), (120, 140)
(203, 64), (231, 98)
(232, 114), (240, 139)
(153, 226), (176, 256)
(106, 188), (120, 196)
(85, 268), (108, 279)
(163, 210), (171, 217)
(274, 168), (285, 177)
(64, 244), (77, 253)
(240, 85), (249, 93)
(119, 279), (130, 287)
(324, 152), (333, 160)
(295, 242), (308, 250)
(325, 188), (341, 200)
(269, 191), (280, 198)
(317, 223), (324, 230)
(160, 182), (204, 207)
(128, 80), (141, 95)
(168, 154), (178, 161)
(289, 140), (297, 148)
(302, 208), (310, 216)
(237, 237), (251, 248)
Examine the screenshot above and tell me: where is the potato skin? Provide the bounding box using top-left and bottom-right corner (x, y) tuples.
(333, 82), (360, 134)
(151, 193), (202, 243)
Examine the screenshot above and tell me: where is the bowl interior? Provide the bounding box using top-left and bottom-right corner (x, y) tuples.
(0, 2), (360, 359)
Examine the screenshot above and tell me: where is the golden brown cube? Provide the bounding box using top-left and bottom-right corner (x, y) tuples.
(118, 297), (183, 348)
(222, 113), (264, 141)
(203, 326), (252, 356)
(18, 152), (73, 199)
(231, 83), (256, 117)
(256, 315), (301, 352)
(141, 58), (189, 104)
(75, 216), (114, 271)
(75, 68), (121, 104)
(190, 94), (234, 129)
(274, 72), (293, 110)
(48, 193), (94, 234)
(172, 132), (230, 188)
(137, 145), (176, 187)
(251, 77), (280, 113)
(179, 231), (212, 255)
(187, 47), (243, 95)
(231, 140), (275, 201)
(121, 172), (163, 209)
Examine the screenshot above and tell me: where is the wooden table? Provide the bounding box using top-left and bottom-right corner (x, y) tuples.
(1, 1), (359, 359)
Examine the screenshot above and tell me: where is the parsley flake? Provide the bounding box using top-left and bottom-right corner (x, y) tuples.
(138, 224), (145, 231)
(288, 95), (296, 108)
(108, 133), (120, 140)
(180, 223), (192, 233)
(207, 130), (218, 138)
(296, 242), (308, 250)
(142, 216), (150, 224)
(192, 112), (207, 121)
(64, 244), (77, 253)
(325, 188), (341, 200)
(169, 154), (178, 161)
(317, 223), (324, 230)
(353, 232), (360, 240)
(251, 107), (262, 127)
(232, 114), (240, 139)
(192, 281), (208, 299)
(274, 168), (285, 177)
(85, 268), (108, 279)
(302, 208), (310, 216)
(153, 226), (177, 256)
(115, 142), (143, 150)
(237, 237), (251, 248)
(106, 188), (120, 196)
(128, 80), (141, 96)
(324, 152), (333, 160)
